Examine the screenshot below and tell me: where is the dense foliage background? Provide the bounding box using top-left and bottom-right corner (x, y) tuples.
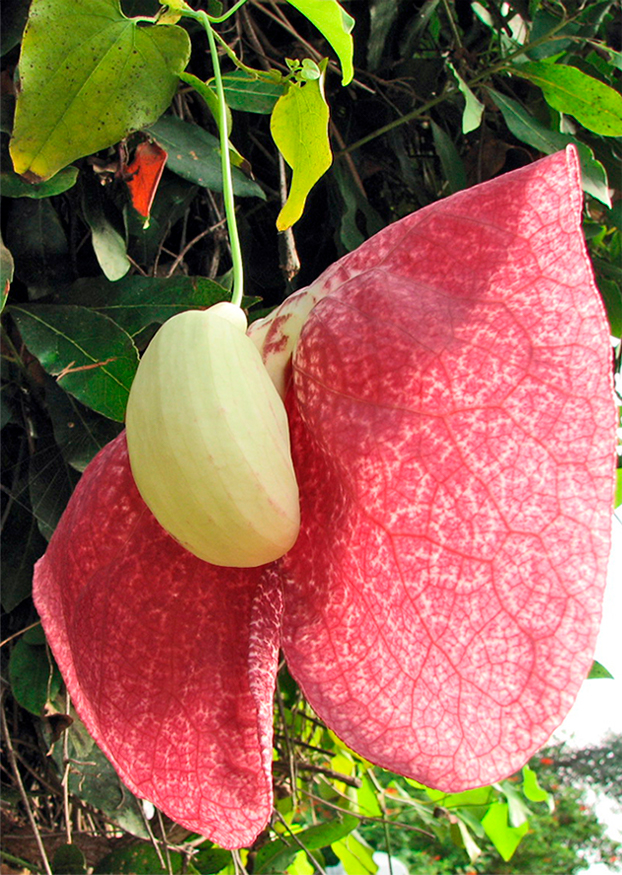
(2, 0), (621, 872)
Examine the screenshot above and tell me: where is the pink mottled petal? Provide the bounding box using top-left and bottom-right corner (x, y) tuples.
(33, 433), (281, 848)
(282, 148), (616, 790)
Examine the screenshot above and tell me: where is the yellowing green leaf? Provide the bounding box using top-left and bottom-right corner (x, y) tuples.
(10, 0), (191, 181)
(286, 0), (355, 85)
(270, 71), (332, 230)
(515, 61), (622, 136)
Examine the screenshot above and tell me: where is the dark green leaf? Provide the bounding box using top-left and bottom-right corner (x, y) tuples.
(10, 0), (191, 180)
(4, 198), (71, 293)
(148, 115), (265, 198)
(367, 0), (400, 71)
(192, 847), (232, 874)
(0, 0), (30, 55)
(1, 499), (47, 611)
(12, 304), (139, 421)
(1, 230), (14, 312)
(82, 180), (130, 282)
(431, 121), (467, 193)
(331, 163), (383, 253)
(52, 844), (87, 875)
(589, 660), (614, 679)
(93, 845), (183, 874)
(254, 840), (299, 874)
(1, 165), (79, 198)
(60, 275), (231, 336)
(29, 425), (80, 539)
(45, 377), (123, 472)
(221, 71), (285, 114)
(488, 89), (611, 206)
(53, 717), (149, 839)
(9, 638), (61, 715)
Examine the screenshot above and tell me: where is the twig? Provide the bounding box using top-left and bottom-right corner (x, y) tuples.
(277, 153), (301, 285)
(156, 809), (174, 875)
(165, 220), (226, 277)
(62, 690), (72, 844)
(272, 809), (328, 875)
(275, 677), (298, 802)
(0, 620), (42, 649)
(1, 697), (53, 875)
(139, 802), (167, 871)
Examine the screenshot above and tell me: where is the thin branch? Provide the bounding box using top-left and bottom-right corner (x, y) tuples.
(1, 697), (53, 875)
(272, 809), (328, 875)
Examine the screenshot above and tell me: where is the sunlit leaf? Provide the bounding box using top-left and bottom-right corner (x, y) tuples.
(286, 0), (354, 84)
(454, 819), (482, 863)
(481, 802), (529, 861)
(271, 67), (332, 230)
(10, 0), (190, 180)
(331, 832), (377, 874)
(522, 765), (551, 803)
(515, 61), (622, 136)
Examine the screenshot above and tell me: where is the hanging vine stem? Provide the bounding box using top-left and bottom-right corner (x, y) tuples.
(180, 6), (245, 308)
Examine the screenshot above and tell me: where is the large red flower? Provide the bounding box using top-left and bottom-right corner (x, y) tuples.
(34, 148), (616, 849)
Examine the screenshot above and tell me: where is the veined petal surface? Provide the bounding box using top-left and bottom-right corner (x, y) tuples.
(33, 433), (281, 848)
(281, 148), (616, 790)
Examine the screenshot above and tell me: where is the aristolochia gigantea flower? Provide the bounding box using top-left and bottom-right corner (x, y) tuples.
(34, 148), (616, 849)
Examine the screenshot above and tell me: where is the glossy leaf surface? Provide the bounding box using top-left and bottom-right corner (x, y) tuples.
(12, 304), (138, 421)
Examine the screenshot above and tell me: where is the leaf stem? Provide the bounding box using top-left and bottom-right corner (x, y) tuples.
(183, 9), (244, 307)
(207, 0), (250, 25)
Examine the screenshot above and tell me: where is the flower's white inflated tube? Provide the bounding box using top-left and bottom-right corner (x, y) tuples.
(125, 302), (300, 567)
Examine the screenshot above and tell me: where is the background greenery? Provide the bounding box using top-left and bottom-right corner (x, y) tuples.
(2, 0), (621, 872)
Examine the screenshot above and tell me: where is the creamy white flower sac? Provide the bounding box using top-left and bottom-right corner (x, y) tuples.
(125, 302), (300, 567)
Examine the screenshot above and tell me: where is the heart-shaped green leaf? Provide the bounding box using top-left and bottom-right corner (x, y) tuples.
(10, 0), (191, 181)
